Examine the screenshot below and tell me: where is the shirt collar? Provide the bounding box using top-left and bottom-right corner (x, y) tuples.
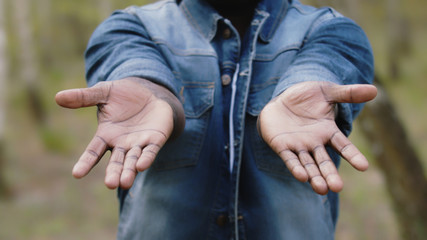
(180, 0), (289, 42)
(258, 0), (289, 42)
(180, 0), (223, 41)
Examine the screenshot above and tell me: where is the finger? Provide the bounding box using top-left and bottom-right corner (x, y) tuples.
(55, 82), (110, 109)
(298, 150), (328, 195)
(72, 135), (108, 179)
(330, 131), (369, 171)
(323, 83), (377, 104)
(105, 147), (126, 189)
(120, 146), (141, 189)
(278, 150), (308, 182)
(312, 145), (343, 192)
(136, 144), (161, 172)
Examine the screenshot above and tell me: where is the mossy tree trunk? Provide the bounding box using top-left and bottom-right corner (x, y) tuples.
(13, 0), (46, 125)
(386, 0), (412, 79)
(357, 77), (427, 239)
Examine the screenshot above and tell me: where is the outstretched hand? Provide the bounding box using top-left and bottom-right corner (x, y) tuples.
(55, 78), (184, 190)
(258, 81), (377, 195)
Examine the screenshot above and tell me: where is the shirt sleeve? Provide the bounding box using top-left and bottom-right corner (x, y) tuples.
(272, 16), (374, 135)
(84, 9), (179, 96)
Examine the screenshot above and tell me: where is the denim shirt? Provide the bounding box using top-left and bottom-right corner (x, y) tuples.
(85, 0), (374, 239)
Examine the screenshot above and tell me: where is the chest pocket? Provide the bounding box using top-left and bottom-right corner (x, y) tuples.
(153, 55), (217, 171)
(246, 47), (298, 116)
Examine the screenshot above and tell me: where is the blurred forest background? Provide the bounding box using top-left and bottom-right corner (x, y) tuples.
(0, 0), (426, 239)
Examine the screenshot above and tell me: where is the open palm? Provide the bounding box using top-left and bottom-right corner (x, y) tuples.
(56, 78), (179, 189)
(258, 81), (377, 194)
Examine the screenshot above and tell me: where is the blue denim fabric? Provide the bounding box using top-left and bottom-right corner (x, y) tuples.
(84, 0), (374, 239)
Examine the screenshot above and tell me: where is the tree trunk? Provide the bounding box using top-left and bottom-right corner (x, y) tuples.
(13, 0), (46, 125)
(386, 0), (411, 79)
(36, 0), (53, 66)
(357, 77), (427, 239)
(0, 0), (9, 197)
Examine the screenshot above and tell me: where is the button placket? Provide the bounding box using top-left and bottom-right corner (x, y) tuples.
(221, 74), (232, 86)
(222, 27), (232, 39)
(216, 214), (228, 227)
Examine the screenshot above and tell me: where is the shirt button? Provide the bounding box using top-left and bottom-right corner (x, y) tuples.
(221, 74), (231, 86)
(222, 28), (232, 39)
(216, 214), (228, 227)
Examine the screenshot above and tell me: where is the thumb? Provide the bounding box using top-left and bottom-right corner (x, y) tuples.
(326, 83), (377, 104)
(55, 82), (110, 109)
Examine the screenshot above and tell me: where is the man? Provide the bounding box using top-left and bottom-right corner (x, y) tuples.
(56, 0), (377, 239)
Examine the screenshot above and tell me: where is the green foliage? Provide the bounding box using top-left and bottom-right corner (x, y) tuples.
(38, 125), (73, 153)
